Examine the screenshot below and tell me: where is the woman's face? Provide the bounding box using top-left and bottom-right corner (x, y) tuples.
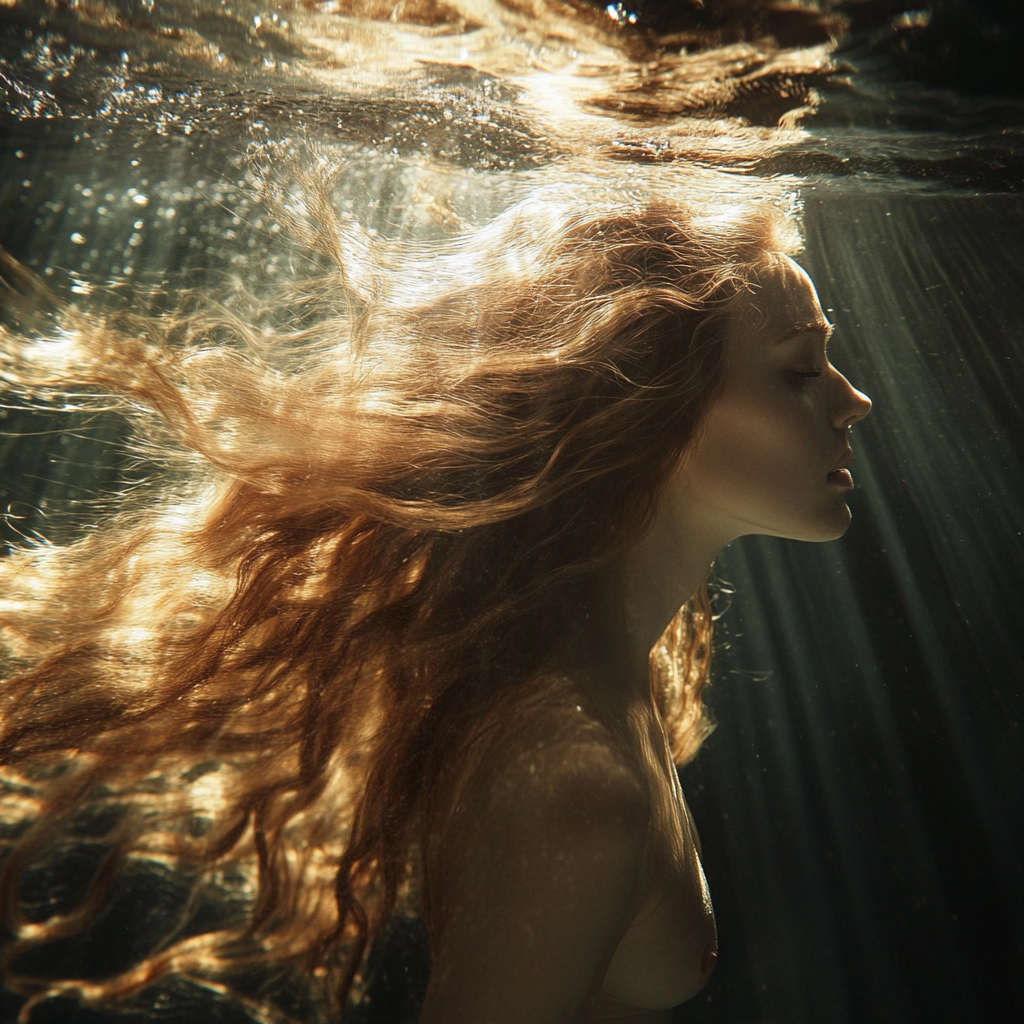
(676, 256), (872, 545)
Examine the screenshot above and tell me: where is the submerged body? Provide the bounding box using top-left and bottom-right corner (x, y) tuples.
(0, 194), (869, 1023)
(422, 660), (716, 1024)
(421, 258), (870, 1022)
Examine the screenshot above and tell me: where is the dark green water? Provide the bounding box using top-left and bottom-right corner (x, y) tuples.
(1, 2), (1022, 1022)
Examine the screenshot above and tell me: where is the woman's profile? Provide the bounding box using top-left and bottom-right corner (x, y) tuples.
(0, 178), (870, 1023)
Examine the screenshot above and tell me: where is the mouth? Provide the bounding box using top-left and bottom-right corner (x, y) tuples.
(828, 448), (855, 489)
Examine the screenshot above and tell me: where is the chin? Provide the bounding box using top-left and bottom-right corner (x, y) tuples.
(767, 499), (853, 543)
(737, 497), (855, 544)
(803, 502), (853, 542)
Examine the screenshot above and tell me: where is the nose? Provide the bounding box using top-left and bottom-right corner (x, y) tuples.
(832, 370), (872, 430)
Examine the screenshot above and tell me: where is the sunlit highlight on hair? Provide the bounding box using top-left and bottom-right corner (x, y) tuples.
(0, 170), (800, 1020)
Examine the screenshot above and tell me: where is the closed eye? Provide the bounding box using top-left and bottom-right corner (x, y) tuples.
(791, 370), (823, 378)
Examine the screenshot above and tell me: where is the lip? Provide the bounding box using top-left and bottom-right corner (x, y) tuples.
(828, 448), (855, 488)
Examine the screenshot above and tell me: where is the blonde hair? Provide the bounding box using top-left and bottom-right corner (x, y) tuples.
(0, 178), (800, 1020)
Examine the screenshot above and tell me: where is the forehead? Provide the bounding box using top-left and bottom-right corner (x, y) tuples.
(744, 257), (830, 340)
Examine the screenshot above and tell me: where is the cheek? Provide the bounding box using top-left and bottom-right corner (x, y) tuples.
(692, 387), (812, 496)
(683, 384), (851, 542)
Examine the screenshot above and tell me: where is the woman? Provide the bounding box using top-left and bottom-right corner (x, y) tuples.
(0, 182), (870, 1023)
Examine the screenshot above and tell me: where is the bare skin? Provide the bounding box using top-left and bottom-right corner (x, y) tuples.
(419, 258), (872, 1024)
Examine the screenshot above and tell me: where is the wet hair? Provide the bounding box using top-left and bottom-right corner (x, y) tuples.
(0, 179), (800, 1019)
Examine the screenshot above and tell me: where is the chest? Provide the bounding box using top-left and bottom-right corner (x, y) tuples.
(599, 751), (717, 1010)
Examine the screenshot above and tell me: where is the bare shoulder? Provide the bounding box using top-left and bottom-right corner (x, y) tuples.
(421, 677), (657, 1024)
(444, 676), (653, 853)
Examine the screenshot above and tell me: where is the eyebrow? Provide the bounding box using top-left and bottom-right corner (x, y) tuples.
(776, 320), (834, 344)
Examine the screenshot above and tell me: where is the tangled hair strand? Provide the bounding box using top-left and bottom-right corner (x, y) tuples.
(0, 173), (800, 1020)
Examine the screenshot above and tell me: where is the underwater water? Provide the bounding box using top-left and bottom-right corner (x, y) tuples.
(1, 1), (1022, 1022)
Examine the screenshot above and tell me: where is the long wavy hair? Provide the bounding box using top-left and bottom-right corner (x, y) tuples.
(0, 175), (800, 1021)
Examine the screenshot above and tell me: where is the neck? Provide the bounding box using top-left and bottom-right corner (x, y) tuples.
(565, 490), (733, 717)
